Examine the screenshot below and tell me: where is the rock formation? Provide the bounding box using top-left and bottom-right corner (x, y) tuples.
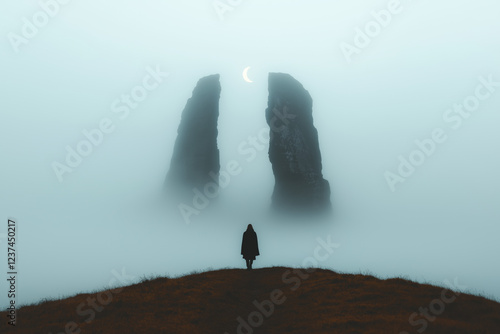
(165, 74), (221, 196)
(266, 73), (331, 213)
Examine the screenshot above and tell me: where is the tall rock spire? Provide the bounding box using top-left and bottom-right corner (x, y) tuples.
(165, 74), (221, 197)
(266, 73), (331, 214)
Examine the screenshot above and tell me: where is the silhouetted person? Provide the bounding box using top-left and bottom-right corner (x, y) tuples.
(241, 224), (259, 270)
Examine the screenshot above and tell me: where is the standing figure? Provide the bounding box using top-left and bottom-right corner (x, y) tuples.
(241, 224), (259, 270)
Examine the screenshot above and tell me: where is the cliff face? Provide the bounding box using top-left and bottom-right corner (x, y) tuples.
(266, 73), (331, 213)
(165, 74), (221, 195)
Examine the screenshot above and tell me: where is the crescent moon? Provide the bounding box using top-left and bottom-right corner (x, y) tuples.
(242, 66), (253, 83)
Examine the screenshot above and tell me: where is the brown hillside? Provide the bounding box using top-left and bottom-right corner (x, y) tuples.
(2, 267), (500, 333)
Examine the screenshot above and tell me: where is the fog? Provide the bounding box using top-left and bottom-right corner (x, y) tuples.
(1, 0), (499, 309)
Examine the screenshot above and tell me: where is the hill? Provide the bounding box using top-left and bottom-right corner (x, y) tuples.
(2, 267), (500, 333)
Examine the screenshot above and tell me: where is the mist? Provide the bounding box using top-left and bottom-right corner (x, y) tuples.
(1, 0), (499, 308)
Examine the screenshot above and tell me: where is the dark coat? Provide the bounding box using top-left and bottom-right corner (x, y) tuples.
(241, 229), (259, 260)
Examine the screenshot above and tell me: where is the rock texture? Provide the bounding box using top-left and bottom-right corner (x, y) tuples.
(165, 74), (221, 195)
(266, 73), (331, 213)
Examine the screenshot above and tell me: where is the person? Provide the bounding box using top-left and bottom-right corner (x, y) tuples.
(241, 224), (259, 270)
